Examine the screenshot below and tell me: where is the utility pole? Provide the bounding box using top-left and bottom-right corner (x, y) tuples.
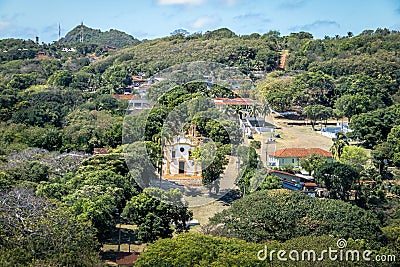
(159, 138), (163, 188)
(117, 221), (121, 252)
(115, 211), (121, 252)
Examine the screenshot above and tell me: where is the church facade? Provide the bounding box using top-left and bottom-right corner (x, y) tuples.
(162, 125), (202, 178)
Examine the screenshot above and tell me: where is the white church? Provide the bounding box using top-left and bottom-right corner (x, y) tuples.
(162, 125), (203, 178)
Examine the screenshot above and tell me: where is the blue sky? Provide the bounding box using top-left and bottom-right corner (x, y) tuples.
(0, 0), (399, 43)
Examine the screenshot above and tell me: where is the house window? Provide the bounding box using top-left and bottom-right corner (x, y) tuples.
(292, 158), (295, 164)
(180, 147), (185, 152)
(282, 159), (284, 164)
(172, 151), (176, 158)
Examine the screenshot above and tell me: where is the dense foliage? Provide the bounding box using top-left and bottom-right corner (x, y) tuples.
(87, 28), (280, 80)
(205, 189), (384, 244)
(136, 232), (397, 267)
(122, 188), (193, 242)
(0, 188), (100, 267)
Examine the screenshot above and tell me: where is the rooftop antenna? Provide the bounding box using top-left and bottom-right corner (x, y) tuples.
(80, 21), (84, 43)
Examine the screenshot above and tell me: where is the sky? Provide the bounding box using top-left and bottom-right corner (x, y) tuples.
(0, 0), (399, 43)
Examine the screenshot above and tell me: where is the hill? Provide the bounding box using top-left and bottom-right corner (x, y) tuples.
(87, 28), (280, 78)
(61, 24), (140, 48)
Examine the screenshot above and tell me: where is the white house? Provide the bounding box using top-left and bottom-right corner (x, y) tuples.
(128, 99), (150, 110)
(268, 148), (333, 168)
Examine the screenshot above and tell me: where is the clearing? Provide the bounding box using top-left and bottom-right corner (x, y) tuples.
(266, 114), (333, 150)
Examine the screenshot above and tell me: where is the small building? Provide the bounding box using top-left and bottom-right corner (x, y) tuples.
(162, 125), (203, 178)
(268, 169), (303, 187)
(61, 47), (76, 52)
(268, 148), (333, 168)
(242, 116), (275, 134)
(267, 169), (325, 197)
(103, 45), (117, 53)
(113, 94), (137, 100)
(93, 147), (110, 155)
(303, 182), (318, 197)
(132, 75), (148, 88)
(128, 98), (150, 110)
(35, 51), (53, 60)
(319, 122), (352, 139)
(88, 53), (101, 62)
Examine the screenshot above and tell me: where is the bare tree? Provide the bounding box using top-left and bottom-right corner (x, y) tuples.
(0, 187), (100, 266)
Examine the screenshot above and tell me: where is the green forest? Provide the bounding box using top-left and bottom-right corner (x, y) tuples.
(0, 25), (400, 266)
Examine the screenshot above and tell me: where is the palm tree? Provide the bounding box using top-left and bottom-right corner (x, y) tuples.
(259, 99), (271, 120)
(249, 103), (258, 120)
(330, 132), (349, 160)
(152, 131), (172, 188)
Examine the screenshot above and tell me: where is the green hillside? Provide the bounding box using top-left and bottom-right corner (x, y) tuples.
(61, 24), (140, 48)
(87, 28), (280, 77)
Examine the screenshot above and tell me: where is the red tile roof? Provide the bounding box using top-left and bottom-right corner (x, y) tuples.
(116, 252), (140, 266)
(35, 52), (53, 60)
(93, 148), (111, 155)
(132, 76), (147, 82)
(268, 169), (298, 178)
(270, 148), (332, 158)
(304, 182), (318, 187)
(358, 180), (376, 184)
(213, 98), (259, 106)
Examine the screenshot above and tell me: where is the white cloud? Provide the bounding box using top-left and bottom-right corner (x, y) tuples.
(233, 12), (263, 20)
(191, 16), (220, 29)
(0, 20), (11, 30)
(289, 20), (340, 31)
(219, 0), (239, 6)
(279, 0), (308, 9)
(157, 0), (205, 6)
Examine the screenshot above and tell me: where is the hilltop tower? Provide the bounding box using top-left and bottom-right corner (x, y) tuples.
(58, 23), (61, 46)
(80, 21), (84, 43)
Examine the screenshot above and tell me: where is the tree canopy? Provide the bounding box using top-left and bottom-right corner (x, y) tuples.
(0, 188), (100, 266)
(135, 232), (396, 267)
(205, 189), (383, 243)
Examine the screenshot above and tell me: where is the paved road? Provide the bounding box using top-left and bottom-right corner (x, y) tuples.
(150, 156), (239, 207)
(183, 155), (239, 207)
(261, 135), (277, 167)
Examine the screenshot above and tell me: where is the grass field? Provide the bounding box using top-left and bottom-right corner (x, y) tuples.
(269, 115), (334, 151)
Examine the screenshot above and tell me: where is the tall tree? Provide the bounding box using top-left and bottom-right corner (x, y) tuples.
(0, 187), (100, 266)
(334, 94), (370, 122)
(122, 188), (192, 242)
(47, 70), (73, 87)
(303, 104), (326, 130)
(314, 162), (359, 201)
(299, 152), (328, 175)
(205, 189), (383, 243)
(193, 142), (229, 194)
(339, 145), (369, 172)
